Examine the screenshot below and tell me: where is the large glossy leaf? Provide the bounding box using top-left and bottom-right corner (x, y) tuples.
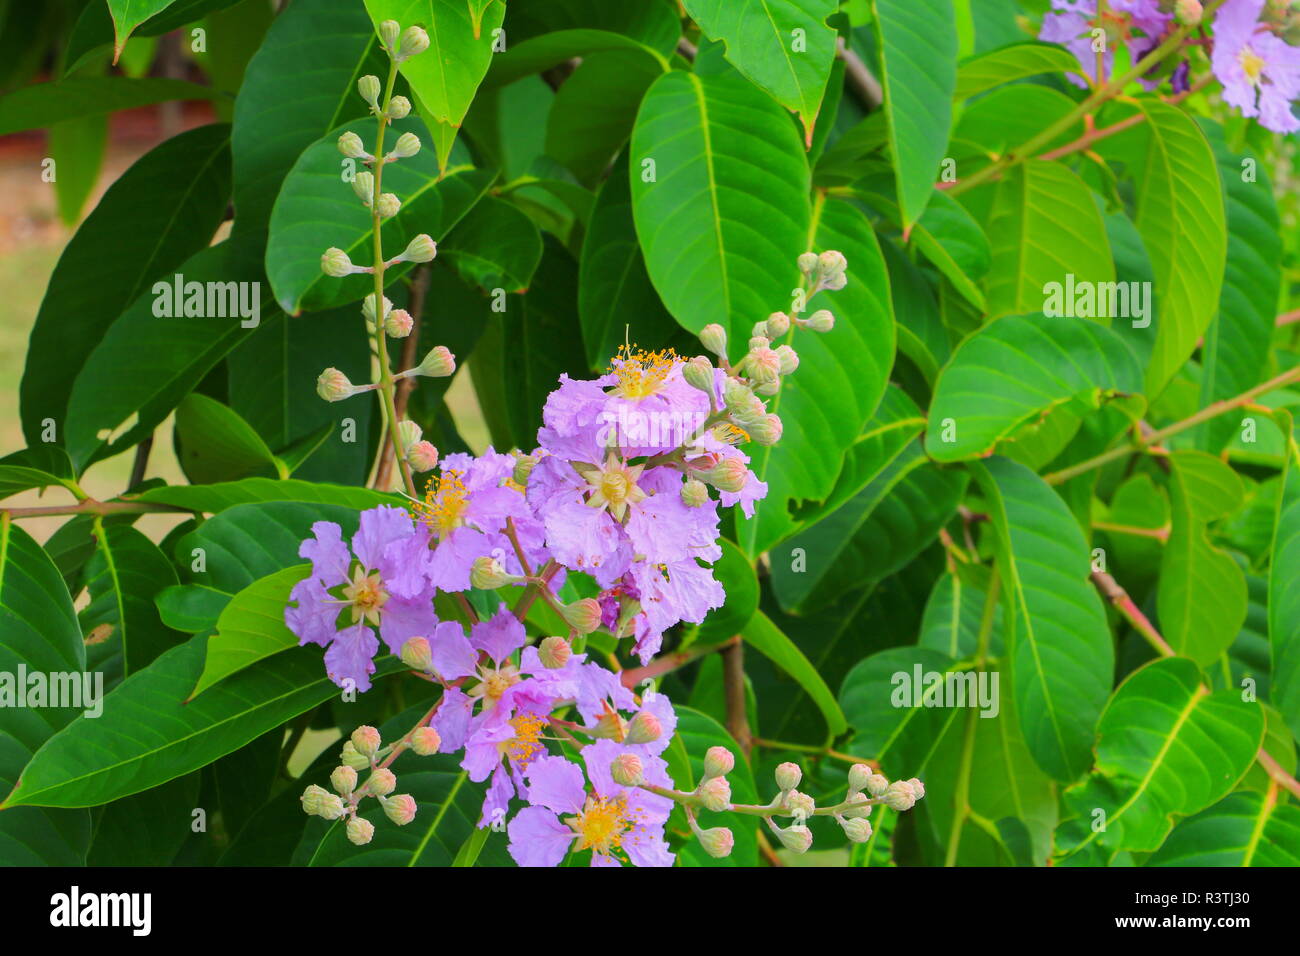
(925, 314), (1143, 462)
(107, 1), (180, 58)
(1148, 791), (1300, 866)
(0, 447), (80, 500)
(984, 162), (1114, 319)
(0, 520), (91, 864)
(630, 69), (810, 353)
(872, 0), (956, 227)
(953, 41), (1083, 99)
(918, 561), (1005, 660)
(682, 0), (837, 145)
(1269, 412), (1300, 742)
(131, 478), (396, 514)
(972, 457), (1113, 782)
(546, 52), (661, 187)
(65, 0), (247, 76)
(741, 611), (847, 738)
(737, 197), (895, 556)
(1056, 658), (1263, 864)
(20, 123), (232, 449)
(439, 195), (544, 293)
(0, 77), (218, 134)
(1, 636), (404, 809)
(175, 393), (281, 484)
(663, 707), (760, 867)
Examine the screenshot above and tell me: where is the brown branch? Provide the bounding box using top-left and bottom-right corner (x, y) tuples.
(722, 638), (752, 754)
(619, 634), (740, 689)
(1, 498), (189, 519)
(836, 37), (882, 110)
(375, 264), (432, 491)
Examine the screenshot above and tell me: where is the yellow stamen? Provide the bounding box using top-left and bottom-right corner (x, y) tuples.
(606, 344), (678, 401)
(567, 794), (630, 856)
(1240, 46), (1266, 85)
(501, 712), (548, 769)
(341, 567), (388, 626)
(583, 452), (648, 522)
(411, 470), (469, 536)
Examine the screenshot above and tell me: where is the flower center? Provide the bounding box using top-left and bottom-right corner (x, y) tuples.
(413, 470), (469, 536)
(342, 567), (388, 625)
(606, 344), (678, 401)
(582, 454), (647, 522)
(500, 712), (548, 769)
(475, 663), (521, 704)
(567, 795), (630, 856)
(1240, 46), (1266, 85)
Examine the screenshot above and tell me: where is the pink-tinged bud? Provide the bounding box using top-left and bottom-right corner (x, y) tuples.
(682, 355), (714, 393)
(775, 762), (802, 791)
(406, 440), (439, 472)
(797, 251), (819, 275)
(362, 293), (392, 324)
(382, 793), (418, 825)
(400, 233), (436, 262)
(414, 345), (455, 377)
(399, 25), (430, 58)
(723, 378), (762, 415)
(321, 247), (356, 277)
(351, 725), (382, 760)
(753, 379), (780, 397)
(346, 816), (375, 845)
(319, 794), (347, 820)
(351, 170), (375, 203)
(681, 477), (709, 508)
(1175, 0), (1202, 26)
(512, 453), (539, 485)
(747, 345), (782, 386)
(376, 193), (401, 219)
(561, 597), (602, 635)
(340, 740), (370, 770)
(866, 773), (889, 798)
(385, 95), (412, 120)
(786, 789), (815, 819)
(626, 709), (662, 745)
(847, 763), (872, 794)
(385, 307), (413, 338)
(358, 74), (381, 108)
(610, 752), (644, 787)
(316, 367), (357, 402)
(367, 767), (397, 797)
(590, 710), (629, 741)
(698, 775), (732, 812)
(330, 765), (358, 796)
(765, 311), (791, 338)
(396, 419), (422, 449)
(390, 131), (421, 160)
(338, 131), (369, 159)
(818, 249), (847, 275)
(696, 825), (735, 858)
(884, 780), (916, 811)
(748, 335), (771, 352)
(411, 726), (442, 756)
(775, 823), (813, 853)
(821, 271), (847, 291)
(699, 322), (727, 357)
(400, 636), (432, 671)
(747, 413), (783, 446)
(774, 344), (799, 376)
(300, 784), (330, 816)
(538, 635), (572, 669)
(842, 792), (873, 819)
(378, 19), (400, 53)
(805, 309), (834, 333)
(841, 817), (873, 843)
(470, 555), (515, 590)
(700, 457), (749, 494)
(906, 778), (926, 801)
(703, 746), (734, 780)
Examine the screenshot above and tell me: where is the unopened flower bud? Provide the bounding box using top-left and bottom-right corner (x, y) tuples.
(561, 597), (602, 635)
(470, 555), (515, 590)
(590, 710), (629, 741)
(626, 709), (662, 745)
(884, 780), (916, 811)
(385, 307), (413, 338)
(300, 784), (330, 816)
(367, 767), (397, 797)
(681, 477), (709, 508)
(538, 636), (571, 669)
(818, 250), (847, 275)
(346, 816), (375, 845)
(775, 762), (802, 792)
(754, 379), (781, 397)
(331, 765), (358, 796)
(358, 74), (381, 108)
(1175, 0), (1202, 25)
(397, 233), (436, 263)
(318, 793), (347, 820)
(340, 740), (370, 770)
(700, 322), (727, 357)
(723, 377), (760, 414)
(774, 823), (813, 853)
(695, 825), (735, 859)
(610, 752), (644, 787)
(362, 293), (392, 324)
(906, 777), (926, 800)
(841, 792), (873, 819)
(805, 309), (834, 332)
(316, 367), (357, 402)
(390, 131), (421, 159)
(352, 171), (375, 204)
(765, 311), (791, 338)
(399, 25), (430, 58)
(386, 95), (412, 119)
(698, 775), (732, 812)
(400, 636), (432, 671)
(376, 192), (401, 219)
(411, 726), (442, 756)
(682, 355), (714, 393)
(841, 817), (873, 843)
(700, 457), (749, 494)
(338, 131), (368, 159)
(748, 335), (770, 352)
(351, 725), (382, 760)
(786, 789), (815, 819)
(703, 746), (734, 780)
(397, 419), (423, 449)
(512, 453), (538, 485)
(847, 763), (872, 794)
(406, 440), (439, 472)
(797, 251), (819, 275)
(415, 345), (455, 377)
(321, 247), (356, 277)
(746, 413), (783, 446)
(381, 793), (418, 825)
(747, 346), (782, 386)
(774, 344), (799, 376)
(822, 271), (847, 291)
(378, 19), (401, 53)
(866, 773), (890, 798)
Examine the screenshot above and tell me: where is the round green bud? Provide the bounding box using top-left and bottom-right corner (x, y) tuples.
(797, 251), (819, 275)
(884, 780), (916, 811)
(786, 790), (815, 820)
(358, 74), (382, 107)
(320, 247), (355, 277)
(682, 355), (714, 393)
(316, 367), (356, 402)
(775, 762), (802, 792)
(774, 344), (799, 376)
(610, 753), (644, 787)
(396, 419), (423, 449)
(346, 816), (375, 845)
(805, 309), (834, 333)
(317, 793), (347, 821)
(331, 765), (358, 796)
(695, 825), (735, 859)
(906, 777), (926, 801)
(774, 823), (813, 854)
(385, 307), (413, 338)
(765, 311), (791, 338)
(866, 773), (890, 798)
(818, 250), (847, 275)
(512, 452), (539, 485)
(699, 322), (727, 357)
(381, 793), (418, 825)
(351, 725), (382, 760)
(538, 636), (572, 669)
(300, 784), (330, 816)
(700, 457), (749, 494)
(400, 233), (437, 263)
(340, 740), (370, 770)
(406, 440), (439, 472)
(841, 792), (873, 819)
(390, 131), (422, 159)
(410, 726), (442, 756)
(746, 413), (783, 446)
(337, 131), (368, 159)
(626, 709), (663, 746)
(841, 817), (873, 843)
(746, 346), (782, 386)
(847, 763), (873, 794)
(415, 344), (456, 377)
(385, 95), (412, 120)
(680, 477), (710, 508)
(697, 775), (732, 813)
(378, 19), (401, 53)
(561, 597), (602, 635)
(367, 767), (397, 797)
(376, 192), (401, 219)
(400, 636), (433, 672)
(399, 25), (430, 58)
(1175, 0), (1202, 25)
(703, 746), (734, 780)
(362, 293), (392, 324)
(748, 334), (771, 352)
(470, 555), (515, 590)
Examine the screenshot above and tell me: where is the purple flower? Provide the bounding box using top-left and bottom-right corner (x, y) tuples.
(1040, 0), (1174, 88)
(1212, 0), (1300, 133)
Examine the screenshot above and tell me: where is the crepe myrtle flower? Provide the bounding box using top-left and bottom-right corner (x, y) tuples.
(285, 506), (438, 691)
(1039, 0), (1174, 87)
(1212, 0), (1300, 133)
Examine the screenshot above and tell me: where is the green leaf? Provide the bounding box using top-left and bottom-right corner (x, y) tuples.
(872, 0), (957, 227)
(80, 523), (182, 676)
(175, 393), (282, 484)
(65, 0), (247, 77)
(20, 123), (232, 449)
(1097, 101), (1226, 397)
(925, 314), (1142, 462)
(439, 195), (544, 293)
(918, 562), (1005, 659)
(695, 539), (759, 644)
(363, 0), (506, 169)
(971, 458), (1114, 782)
(738, 197), (895, 557)
(155, 583), (232, 633)
(0, 77), (219, 135)
(630, 69), (810, 352)
(910, 191), (990, 312)
(546, 51), (661, 186)
(0, 446), (80, 500)
(48, 112), (107, 226)
(1, 636), (404, 809)
(664, 707), (760, 866)
(107, 0), (180, 59)
(487, 30), (669, 90)
(1149, 791), (1300, 866)
(984, 162), (1114, 319)
(741, 610), (847, 738)
(1268, 412), (1300, 743)
(953, 41), (1083, 100)
(682, 0), (837, 145)
(1057, 658), (1263, 863)
(265, 115), (493, 313)
(86, 774), (200, 865)
(130, 477), (396, 514)
(190, 565), (308, 699)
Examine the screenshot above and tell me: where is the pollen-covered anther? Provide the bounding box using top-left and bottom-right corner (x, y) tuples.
(606, 343), (680, 401)
(411, 470), (468, 536)
(567, 794), (631, 857)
